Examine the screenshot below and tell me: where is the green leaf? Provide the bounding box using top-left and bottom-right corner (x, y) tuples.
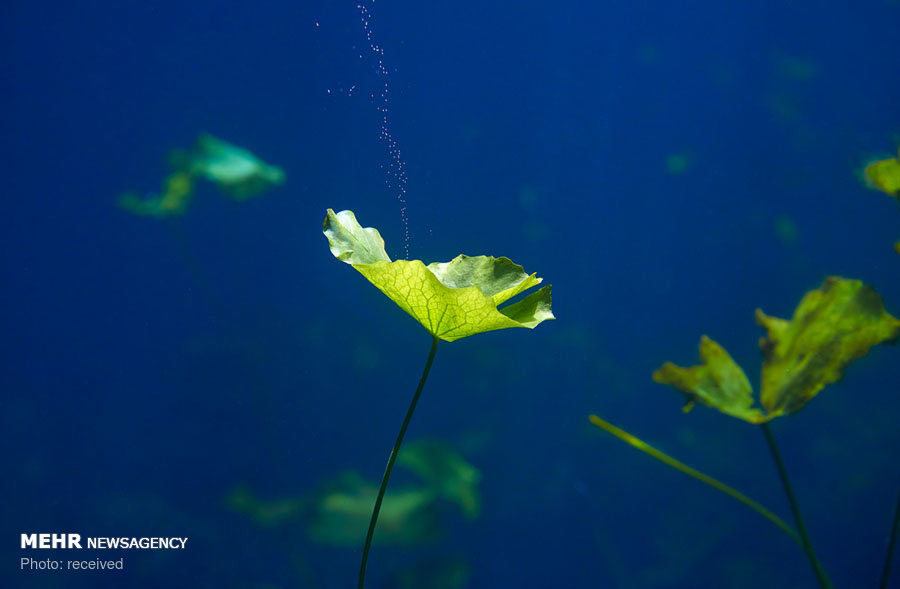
(652, 277), (900, 423)
(757, 276), (900, 417)
(324, 209), (553, 342)
(653, 335), (765, 423)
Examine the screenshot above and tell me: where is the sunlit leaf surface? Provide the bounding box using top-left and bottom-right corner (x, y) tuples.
(324, 209), (553, 342)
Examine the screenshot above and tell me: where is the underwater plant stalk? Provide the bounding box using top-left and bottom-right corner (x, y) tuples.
(880, 490), (900, 589)
(358, 336), (439, 589)
(589, 415), (800, 544)
(760, 423), (834, 589)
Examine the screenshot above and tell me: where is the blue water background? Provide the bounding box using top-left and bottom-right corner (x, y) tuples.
(2, 1), (899, 587)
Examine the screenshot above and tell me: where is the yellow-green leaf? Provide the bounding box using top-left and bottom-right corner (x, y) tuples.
(757, 276), (900, 417)
(653, 336), (765, 423)
(323, 209), (553, 342)
(863, 150), (900, 197)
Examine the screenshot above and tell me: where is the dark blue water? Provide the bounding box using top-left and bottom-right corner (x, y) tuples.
(3, 1), (899, 587)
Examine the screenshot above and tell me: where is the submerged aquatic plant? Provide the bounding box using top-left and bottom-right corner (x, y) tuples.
(861, 146), (900, 254)
(592, 277), (899, 589)
(118, 134), (284, 217)
(179, 134), (285, 200)
(324, 208), (553, 587)
(117, 135), (286, 314)
(654, 277), (900, 423)
(226, 438), (481, 547)
(398, 439), (482, 519)
(864, 148), (900, 198)
(118, 170), (194, 218)
(306, 471), (441, 547)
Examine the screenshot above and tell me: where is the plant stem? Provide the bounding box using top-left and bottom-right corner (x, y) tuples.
(358, 335), (439, 589)
(589, 414), (800, 545)
(761, 422), (834, 589)
(880, 490), (900, 589)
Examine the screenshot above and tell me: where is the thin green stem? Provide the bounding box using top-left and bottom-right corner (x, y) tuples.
(589, 414), (800, 545)
(880, 490), (900, 589)
(761, 422), (834, 589)
(358, 336), (439, 589)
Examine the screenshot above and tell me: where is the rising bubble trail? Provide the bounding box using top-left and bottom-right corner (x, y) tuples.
(358, 1), (410, 259)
